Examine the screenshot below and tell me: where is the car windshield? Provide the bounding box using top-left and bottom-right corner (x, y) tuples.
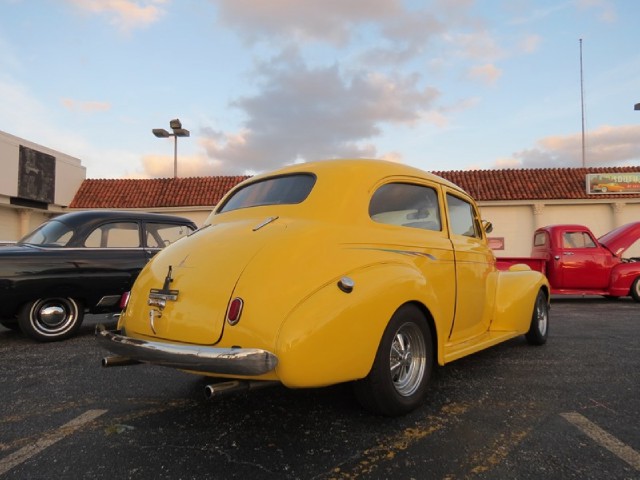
(218, 174), (316, 213)
(18, 220), (74, 247)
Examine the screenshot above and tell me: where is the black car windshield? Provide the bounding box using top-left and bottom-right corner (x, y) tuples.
(218, 174), (316, 213)
(18, 220), (74, 247)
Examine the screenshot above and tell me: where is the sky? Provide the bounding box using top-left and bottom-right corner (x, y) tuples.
(1, 0), (639, 179)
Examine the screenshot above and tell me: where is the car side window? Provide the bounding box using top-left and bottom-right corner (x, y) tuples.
(84, 222), (141, 248)
(446, 193), (480, 238)
(146, 223), (192, 248)
(563, 232), (596, 249)
(369, 183), (441, 231)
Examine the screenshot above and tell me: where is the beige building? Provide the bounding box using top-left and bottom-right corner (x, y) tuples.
(2, 130), (640, 257)
(0, 131), (86, 240)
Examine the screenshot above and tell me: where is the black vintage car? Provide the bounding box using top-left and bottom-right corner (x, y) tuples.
(0, 210), (197, 342)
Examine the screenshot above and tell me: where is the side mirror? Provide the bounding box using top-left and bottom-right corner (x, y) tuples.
(482, 221), (493, 234)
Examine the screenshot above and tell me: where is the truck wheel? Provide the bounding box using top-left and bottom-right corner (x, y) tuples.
(18, 297), (84, 342)
(631, 278), (640, 302)
(525, 290), (549, 345)
(353, 304), (433, 416)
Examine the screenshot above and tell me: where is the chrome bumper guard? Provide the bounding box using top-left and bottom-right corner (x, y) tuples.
(95, 324), (278, 376)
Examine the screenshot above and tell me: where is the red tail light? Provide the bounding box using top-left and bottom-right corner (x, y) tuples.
(120, 291), (131, 309)
(226, 297), (244, 325)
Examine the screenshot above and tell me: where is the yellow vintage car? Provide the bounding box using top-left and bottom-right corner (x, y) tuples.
(97, 159), (549, 416)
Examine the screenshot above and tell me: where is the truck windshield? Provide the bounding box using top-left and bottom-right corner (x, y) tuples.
(218, 174), (316, 213)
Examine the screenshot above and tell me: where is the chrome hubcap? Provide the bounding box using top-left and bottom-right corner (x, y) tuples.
(40, 306), (66, 326)
(389, 322), (426, 396)
(31, 298), (79, 335)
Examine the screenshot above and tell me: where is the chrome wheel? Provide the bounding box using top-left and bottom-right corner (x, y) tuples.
(534, 294), (548, 337)
(18, 297), (84, 342)
(353, 304), (433, 416)
(390, 322), (427, 397)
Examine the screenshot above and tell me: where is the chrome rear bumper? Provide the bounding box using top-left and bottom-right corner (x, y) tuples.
(95, 324), (278, 376)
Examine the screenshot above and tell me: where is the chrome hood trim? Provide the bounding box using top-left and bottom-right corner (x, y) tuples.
(96, 324), (278, 376)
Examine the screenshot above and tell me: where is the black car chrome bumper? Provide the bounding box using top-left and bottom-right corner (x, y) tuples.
(95, 324), (278, 376)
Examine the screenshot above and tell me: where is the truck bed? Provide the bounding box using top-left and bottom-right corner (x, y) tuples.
(496, 257), (546, 275)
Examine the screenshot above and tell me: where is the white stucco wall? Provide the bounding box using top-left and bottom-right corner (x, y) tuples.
(480, 200), (640, 257)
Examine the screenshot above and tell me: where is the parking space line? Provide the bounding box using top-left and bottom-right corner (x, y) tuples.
(0, 409), (107, 476)
(561, 412), (640, 471)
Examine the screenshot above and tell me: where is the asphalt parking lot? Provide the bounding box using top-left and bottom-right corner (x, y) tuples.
(1, 296), (638, 480)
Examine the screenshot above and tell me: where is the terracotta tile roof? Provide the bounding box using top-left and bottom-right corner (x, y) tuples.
(69, 176), (250, 208)
(69, 165), (640, 209)
(434, 166), (640, 201)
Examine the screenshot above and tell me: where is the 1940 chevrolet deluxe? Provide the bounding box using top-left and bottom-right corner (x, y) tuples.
(97, 159), (550, 416)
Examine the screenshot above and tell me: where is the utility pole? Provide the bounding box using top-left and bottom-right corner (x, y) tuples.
(580, 39), (586, 168)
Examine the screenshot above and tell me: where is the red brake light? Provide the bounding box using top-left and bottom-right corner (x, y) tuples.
(226, 297), (244, 325)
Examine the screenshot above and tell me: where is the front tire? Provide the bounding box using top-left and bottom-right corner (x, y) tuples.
(353, 304), (433, 416)
(18, 297), (84, 342)
(630, 277), (640, 302)
(525, 290), (549, 345)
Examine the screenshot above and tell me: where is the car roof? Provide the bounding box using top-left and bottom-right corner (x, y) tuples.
(51, 210), (196, 228)
(244, 158), (464, 190)
(207, 159), (472, 227)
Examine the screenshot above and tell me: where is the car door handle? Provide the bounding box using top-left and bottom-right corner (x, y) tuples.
(563, 252), (574, 256)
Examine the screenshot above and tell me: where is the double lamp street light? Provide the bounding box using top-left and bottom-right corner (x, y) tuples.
(152, 118), (190, 178)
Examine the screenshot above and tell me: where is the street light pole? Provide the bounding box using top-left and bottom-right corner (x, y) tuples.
(152, 118), (190, 178)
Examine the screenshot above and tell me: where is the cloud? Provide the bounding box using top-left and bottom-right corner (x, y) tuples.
(195, 49), (440, 174)
(575, 0), (617, 23)
(466, 64), (502, 86)
(499, 125), (640, 169)
(518, 34), (542, 53)
(66, 0), (167, 32)
(444, 30), (506, 62)
(138, 153), (220, 178)
(62, 98), (111, 112)
(214, 0), (401, 45)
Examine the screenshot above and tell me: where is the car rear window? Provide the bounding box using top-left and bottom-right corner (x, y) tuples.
(18, 220), (73, 247)
(218, 174), (316, 213)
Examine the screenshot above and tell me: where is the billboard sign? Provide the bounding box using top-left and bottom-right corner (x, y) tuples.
(586, 173), (640, 194)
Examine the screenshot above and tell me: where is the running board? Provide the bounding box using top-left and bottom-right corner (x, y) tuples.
(443, 331), (521, 364)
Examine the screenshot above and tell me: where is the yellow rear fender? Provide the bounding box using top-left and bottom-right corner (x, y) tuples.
(491, 269), (549, 333)
(274, 262), (445, 388)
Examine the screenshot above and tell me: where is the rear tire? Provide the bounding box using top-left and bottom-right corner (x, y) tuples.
(18, 297), (84, 342)
(353, 304), (433, 416)
(525, 290), (549, 345)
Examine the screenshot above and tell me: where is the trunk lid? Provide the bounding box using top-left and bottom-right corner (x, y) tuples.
(123, 216), (284, 344)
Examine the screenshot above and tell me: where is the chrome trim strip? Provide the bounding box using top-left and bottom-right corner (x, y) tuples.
(253, 216), (279, 231)
(95, 324), (278, 376)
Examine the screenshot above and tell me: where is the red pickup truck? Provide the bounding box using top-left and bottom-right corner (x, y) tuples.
(496, 223), (640, 301)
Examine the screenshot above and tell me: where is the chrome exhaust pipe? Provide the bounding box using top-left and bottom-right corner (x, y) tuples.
(102, 355), (141, 368)
(204, 380), (279, 399)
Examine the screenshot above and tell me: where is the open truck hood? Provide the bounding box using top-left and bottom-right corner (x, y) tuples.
(598, 222), (640, 257)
